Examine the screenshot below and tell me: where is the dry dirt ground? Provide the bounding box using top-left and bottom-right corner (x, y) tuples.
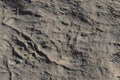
(0, 0), (120, 80)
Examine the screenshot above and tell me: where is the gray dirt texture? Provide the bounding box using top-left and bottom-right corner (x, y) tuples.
(0, 0), (120, 80)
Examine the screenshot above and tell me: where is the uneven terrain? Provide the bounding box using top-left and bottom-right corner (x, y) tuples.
(0, 0), (120, 80)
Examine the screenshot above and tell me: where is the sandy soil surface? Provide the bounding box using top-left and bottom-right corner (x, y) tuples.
(0, 0), (120, 80)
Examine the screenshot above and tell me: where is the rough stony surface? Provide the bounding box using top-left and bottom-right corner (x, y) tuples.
(0, 0), (120, 80)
